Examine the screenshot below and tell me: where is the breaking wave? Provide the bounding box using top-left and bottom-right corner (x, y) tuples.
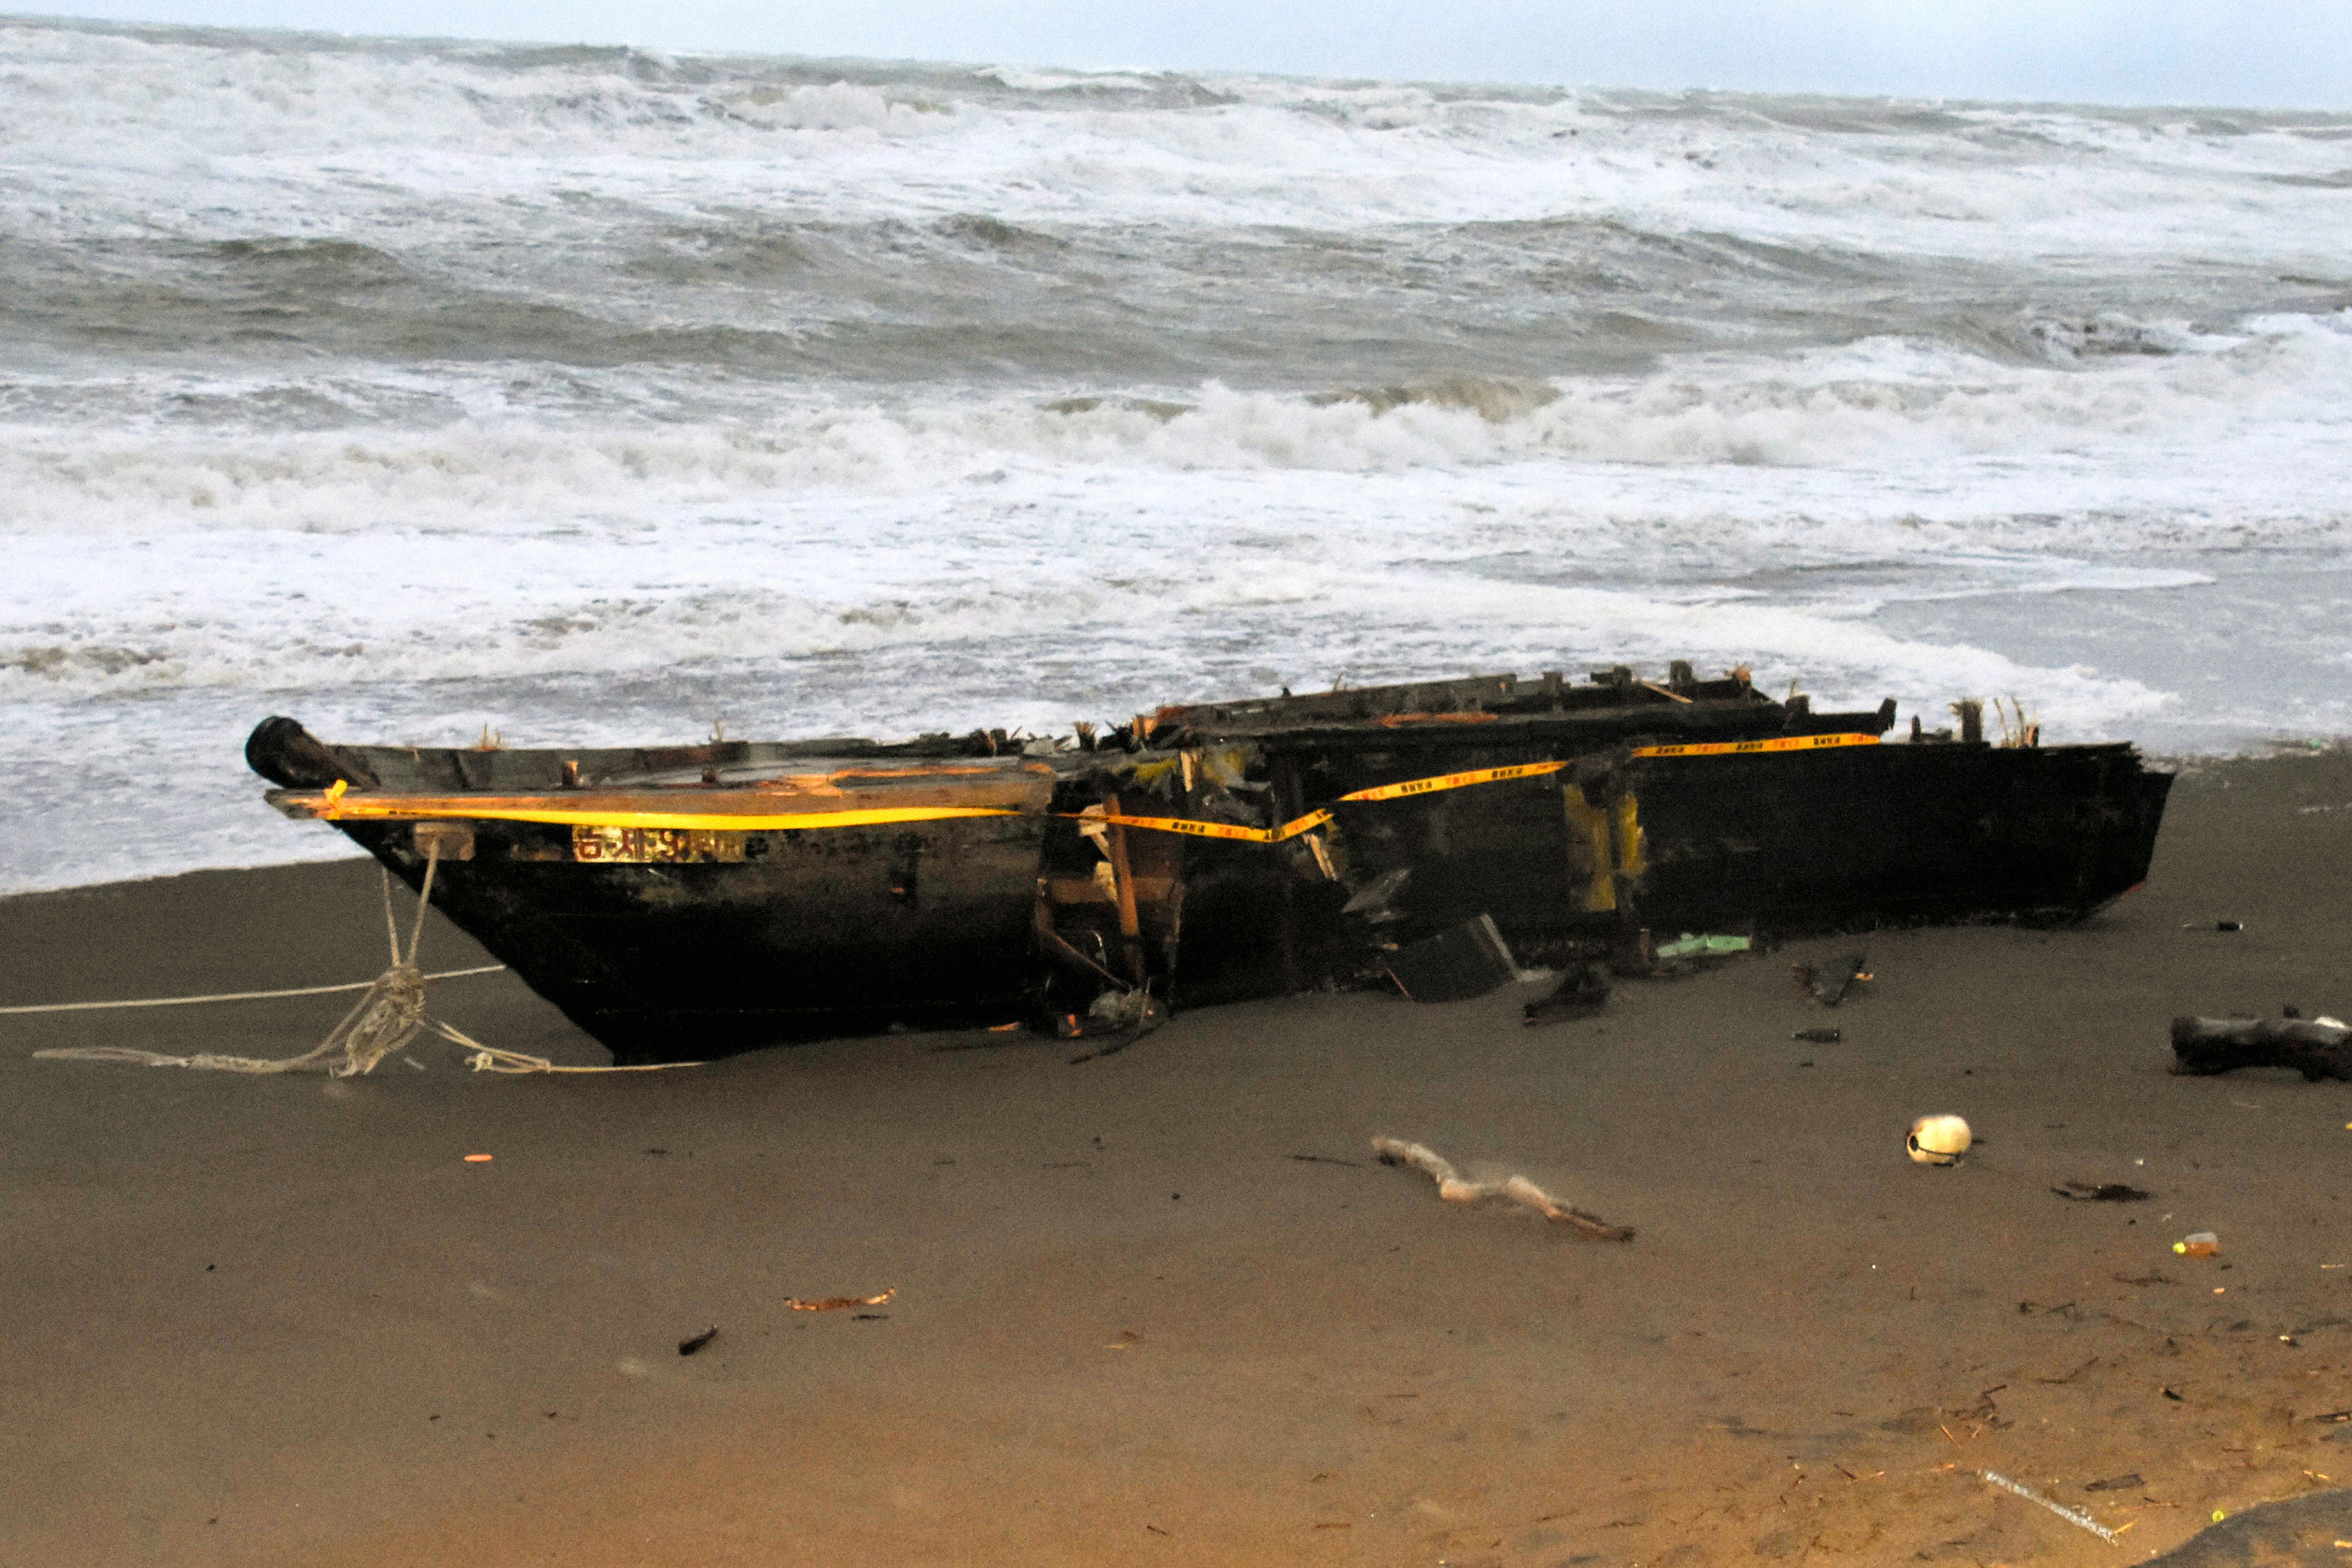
(3, 310), (2345, 539)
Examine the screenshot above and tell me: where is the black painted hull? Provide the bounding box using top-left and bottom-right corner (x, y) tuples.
(250, 678), (2172, 1063)
(335, 813), (1052, 1062)
(1279, 738), (2171, 943)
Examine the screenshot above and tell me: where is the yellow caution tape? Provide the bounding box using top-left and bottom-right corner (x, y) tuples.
(1091, 811), (1263, 844)
(1336, 760), (1570, 802)
(1631, 732), (1880, 759)
(1099, 808), (1333, 845)
(1270, 808), (1336, 842)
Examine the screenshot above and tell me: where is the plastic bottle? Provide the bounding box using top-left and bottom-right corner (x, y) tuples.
(2173, 1231), (2219, 1257)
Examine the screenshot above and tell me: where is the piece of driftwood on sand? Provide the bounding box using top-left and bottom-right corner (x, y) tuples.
(1371, 1136), (1632, 1241)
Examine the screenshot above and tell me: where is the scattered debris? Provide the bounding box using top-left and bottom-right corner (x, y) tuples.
(1086, 986), (1161, 1033)
(2083, 1474), (2143, 1493)
(1387, 915), (1520, 1003)
(1287, 1154), (1363, 1168)
(1907, 1114), (1972, 1166)
(1340, 866), (1413, 925)
(1980, 1469), (2120, 1544)
(2054, 1182), (2152, 1202)
(2171, 1015), (2352, 1082)
(1523, 961), (1611, 1025)
(1066, 989), (1167, 1062)
(1792, 1027), (1841, 1044)
(678, 1326), (718, 1356)
(1371, 1136), (1631, 1240)
(787, 1287), (898, 1313)
(1793, 954), (1870, 1006)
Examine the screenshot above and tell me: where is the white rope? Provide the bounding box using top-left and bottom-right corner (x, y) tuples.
(0, 965), (506, 1015)
(30, 855), (698, 1078)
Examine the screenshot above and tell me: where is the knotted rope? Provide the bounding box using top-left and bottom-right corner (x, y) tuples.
(32, 848), (696, 1076)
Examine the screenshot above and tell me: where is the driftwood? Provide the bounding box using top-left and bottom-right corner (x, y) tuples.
(1372, 1137), (1633, 1242)
(2170, 1016), (2352, 1081)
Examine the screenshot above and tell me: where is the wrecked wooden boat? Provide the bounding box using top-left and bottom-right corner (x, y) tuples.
(247, 665), (2172, 1062)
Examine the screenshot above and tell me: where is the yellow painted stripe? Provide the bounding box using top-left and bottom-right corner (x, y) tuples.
(323, 799), (1024, 831)
(307, 790), (1325, 841)
(1337, 760), (1570, 802)
(293, 752), (1604, 842)
(1630, 732), (1881, 759)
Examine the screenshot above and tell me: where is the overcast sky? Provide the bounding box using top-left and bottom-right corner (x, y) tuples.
(16, 1), (2352, 109)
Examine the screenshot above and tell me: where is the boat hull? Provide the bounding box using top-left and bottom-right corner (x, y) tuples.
(1623, 739), (2170, 934)
(1280, 737), (2171, 943)
(249, 675), (2172, 1063)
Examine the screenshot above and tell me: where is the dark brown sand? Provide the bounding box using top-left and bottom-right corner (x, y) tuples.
(5, 753), (2351, 1567)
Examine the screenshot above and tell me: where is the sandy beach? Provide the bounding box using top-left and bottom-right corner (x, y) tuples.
(4, 750), (2350, 1566)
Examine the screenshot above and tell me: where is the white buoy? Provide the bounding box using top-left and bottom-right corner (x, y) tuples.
(1907, 1114), (1972, 1165)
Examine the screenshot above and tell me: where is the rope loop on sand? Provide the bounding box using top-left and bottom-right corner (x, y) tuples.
(30, 853), (698, 1077)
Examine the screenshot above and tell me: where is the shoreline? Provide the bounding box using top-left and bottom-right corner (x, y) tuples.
(4, 751), (2351, 1565)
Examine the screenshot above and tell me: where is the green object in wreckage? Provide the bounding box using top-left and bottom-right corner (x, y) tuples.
(1655, 932), (1752, 959)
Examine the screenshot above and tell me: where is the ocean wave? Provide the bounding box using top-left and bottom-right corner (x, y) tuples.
(7, 16), (2350, 404)
(0, 312), (2344, 535)
(6, 20), (2348, 245)
(0, 525), (2176, 752)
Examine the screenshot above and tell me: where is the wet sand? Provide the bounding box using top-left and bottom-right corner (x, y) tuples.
(4, 752), (2350, 1567)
